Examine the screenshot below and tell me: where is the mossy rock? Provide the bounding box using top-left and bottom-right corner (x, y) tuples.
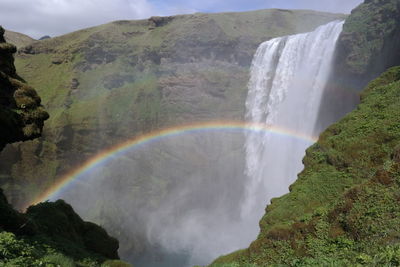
(0, 25), (48, 150)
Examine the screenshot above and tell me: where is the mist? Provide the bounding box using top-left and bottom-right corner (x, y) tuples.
(51, 130), (256, 266)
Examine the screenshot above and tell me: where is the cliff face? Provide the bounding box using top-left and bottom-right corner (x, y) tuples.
(316, 0), (400, 132)
(336, 0), (400, 85)
(212, 66), (400, 267)
(0, 26), (48, 151)
(0, 28), (125, 266)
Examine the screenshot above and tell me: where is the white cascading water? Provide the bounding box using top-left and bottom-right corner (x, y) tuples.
(242, 21), (344, 219)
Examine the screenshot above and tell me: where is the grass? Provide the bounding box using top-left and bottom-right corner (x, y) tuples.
(210, 66), (400, 266)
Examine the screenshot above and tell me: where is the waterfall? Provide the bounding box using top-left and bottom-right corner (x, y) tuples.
(242, 21), (344, 218)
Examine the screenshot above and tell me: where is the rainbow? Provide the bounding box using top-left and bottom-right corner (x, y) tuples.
(29, 120), (318, 207)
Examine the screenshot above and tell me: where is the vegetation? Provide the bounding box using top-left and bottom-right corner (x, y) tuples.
(0, 190), (127, 266)
(211, 66), (400, 266)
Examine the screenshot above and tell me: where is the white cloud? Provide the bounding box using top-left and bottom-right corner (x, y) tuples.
(0, 0), (158, 38)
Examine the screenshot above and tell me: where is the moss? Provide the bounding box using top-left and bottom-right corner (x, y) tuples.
(0, 26), (49, 149)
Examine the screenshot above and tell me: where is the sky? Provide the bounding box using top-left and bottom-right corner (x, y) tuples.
(1, 0), (363, 39)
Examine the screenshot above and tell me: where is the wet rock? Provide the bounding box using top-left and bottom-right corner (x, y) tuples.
(148, 16), (175, 28)
(71, 78), (80, 89)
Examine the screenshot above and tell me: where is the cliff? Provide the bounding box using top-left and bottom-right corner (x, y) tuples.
(316, 0), (400, 132)
(0, 26), (128, 267)
(0, 26), (48, 151)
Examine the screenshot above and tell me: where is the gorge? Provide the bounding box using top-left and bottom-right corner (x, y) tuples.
(1, 0), (400, 266)
(40, 20), (346, 267)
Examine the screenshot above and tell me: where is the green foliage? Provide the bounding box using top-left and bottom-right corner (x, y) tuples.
(101, 260), (133, 267)
(0, 230), (129, 267)
(0, 231), (84, 267)
(211, 67), (400, 266)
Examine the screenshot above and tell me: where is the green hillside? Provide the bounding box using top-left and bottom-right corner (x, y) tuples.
(211, 65), (400, 267)
(4, 30), (35, 49)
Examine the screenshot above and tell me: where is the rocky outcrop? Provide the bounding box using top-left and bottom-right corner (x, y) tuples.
(26, 200), (120, 259)
(0, 27), (122, 265)
(316, 0), (400, 132)
(0, 189), (121, 262)
(0, 26), (48, 151)
(336, 0), (400, 86)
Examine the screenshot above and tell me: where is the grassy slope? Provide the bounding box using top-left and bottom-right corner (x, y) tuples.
(4, 30), (35, 49)
(211, 67), (400, 266)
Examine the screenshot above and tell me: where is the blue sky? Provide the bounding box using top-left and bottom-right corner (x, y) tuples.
(1, 0), (363, 39)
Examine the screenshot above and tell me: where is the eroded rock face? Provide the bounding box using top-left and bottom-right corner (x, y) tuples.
(0, 26), (120, 264)
(0, 26), (49, 151)
(316, 0), (400, 133)
(336, 0), (400, 87)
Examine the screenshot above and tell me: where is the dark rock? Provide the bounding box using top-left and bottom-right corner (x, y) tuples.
(26, 200), (120, 259)
(51, 57), (63, 64)
(39, 35), (51, 40)
(0, 188), (36, 235)
(19, 45), (36, 55)
(148, 16), (174, 28)
(71, 78), (80, 89)
(0, 25), (49, 151)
